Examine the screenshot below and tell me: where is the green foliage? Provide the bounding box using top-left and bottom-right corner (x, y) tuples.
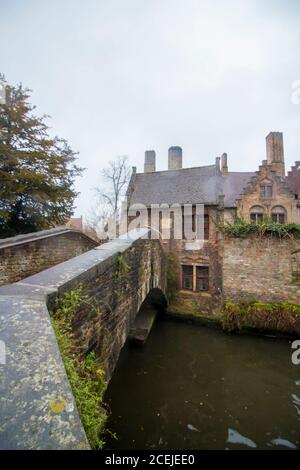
(166, 252), (178, 303)
(220, 217), (300, 238)
(54, 288), (84, 320)
(116, 254), (129, 277)
(221, 300), (300, 334)
(52, 289), (107, 449)
(0, 74), (84, 237)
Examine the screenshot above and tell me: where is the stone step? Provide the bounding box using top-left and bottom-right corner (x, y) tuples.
(128, 306), (157, 345)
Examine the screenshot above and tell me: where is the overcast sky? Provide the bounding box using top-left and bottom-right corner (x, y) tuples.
(1, 0), (300, 218)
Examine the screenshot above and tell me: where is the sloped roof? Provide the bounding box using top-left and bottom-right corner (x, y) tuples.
(128, 165), (255, 208)
(286, 163), (300, 194)
(0, 226), (97, 249)
(129, 165), (222, 206)
(222, 172), (255, 207)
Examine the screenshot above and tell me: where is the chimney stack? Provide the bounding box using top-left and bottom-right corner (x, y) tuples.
(168, 146), (182, 170)
(266, 132), (285, 177)
(144, 150), (156, 173)
(221, 153), (228, 175)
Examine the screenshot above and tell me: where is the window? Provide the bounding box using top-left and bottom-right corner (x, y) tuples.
(250, 213), (263, 223)
(271, 206), (286, 224)
(249, 205), (264, 223)
(196, 266), (209, 291)
(182, 265), (193, 290)
(292, 251), (300, 281)
(192, 214), (209, 240)
(204, 215), (209, 240)
(260, 183), (273, 198)
(181, 265), (209, 291)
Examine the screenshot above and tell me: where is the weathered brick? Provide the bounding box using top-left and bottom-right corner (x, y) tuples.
(221, 236), (300, 303)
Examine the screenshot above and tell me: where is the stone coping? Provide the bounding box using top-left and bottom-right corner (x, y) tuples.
(0, 226), (97, 250)
(0, 228), (149, 450)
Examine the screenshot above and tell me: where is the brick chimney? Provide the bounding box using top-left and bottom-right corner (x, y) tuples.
(221, 153), (228, 175)
(144, 150), (156, 173)
(168, 146), (182, 170)
(266, 132), (285, 177)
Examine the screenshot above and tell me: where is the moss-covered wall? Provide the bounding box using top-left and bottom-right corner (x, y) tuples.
(55, 238), (166, 380)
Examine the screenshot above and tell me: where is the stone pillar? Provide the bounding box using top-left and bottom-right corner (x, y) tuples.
(168, 146), (182, 170)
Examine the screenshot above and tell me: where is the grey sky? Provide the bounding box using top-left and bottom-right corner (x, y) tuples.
(1, 0), (300, 218)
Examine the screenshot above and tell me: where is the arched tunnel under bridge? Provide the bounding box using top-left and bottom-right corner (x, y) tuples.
(128, 287), (168, 345)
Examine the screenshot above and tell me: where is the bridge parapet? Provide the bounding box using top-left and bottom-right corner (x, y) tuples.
(0, 229), (166, 449)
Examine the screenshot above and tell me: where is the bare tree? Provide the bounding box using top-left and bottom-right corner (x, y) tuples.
(86, 203), (110, 232)
(96, 156), (131, 216)
(87, 156), (131, 238)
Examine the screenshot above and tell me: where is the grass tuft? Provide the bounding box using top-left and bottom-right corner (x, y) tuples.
(51, 288), (107, 449)
(221, 300), (300, 334)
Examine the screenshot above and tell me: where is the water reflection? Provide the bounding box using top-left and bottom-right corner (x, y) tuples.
(227, 429), (256, 448)
(105, 316), (300, 450)
(269, 438), (297, 449)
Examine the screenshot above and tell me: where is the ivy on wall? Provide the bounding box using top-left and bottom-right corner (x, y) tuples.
(220, 218), (300, 238)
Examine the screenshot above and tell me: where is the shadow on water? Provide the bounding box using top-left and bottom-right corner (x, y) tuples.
(104, 315), (300, 450)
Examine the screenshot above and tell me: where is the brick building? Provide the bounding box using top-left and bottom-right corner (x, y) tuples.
(0, 227), (98, 286)
(126, 132), (300, 309)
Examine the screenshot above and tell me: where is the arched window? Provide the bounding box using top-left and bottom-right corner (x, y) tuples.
(249, 205), (264, 223)
(291, 251), (300, 281)
(271, 205), (286, 224)
(260, 180), (273, 198)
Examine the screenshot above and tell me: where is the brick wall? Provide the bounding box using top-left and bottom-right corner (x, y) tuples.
(65, 238), (166, 378)
(0, 230), (97, 286)
(222, 236), (300, 303)
(161, 207), (223, 313)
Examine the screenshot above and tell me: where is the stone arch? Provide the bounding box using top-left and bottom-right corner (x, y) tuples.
(249, 205), (265, 223)
(143, 287), (167, 309)
(271, 205), (287, 224)
(260, 177), (273, 184)
(291, 250), (300, 280)
(129, 288), (167, 345)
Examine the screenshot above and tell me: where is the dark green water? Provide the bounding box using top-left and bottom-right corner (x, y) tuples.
(105, 316), (300, 450)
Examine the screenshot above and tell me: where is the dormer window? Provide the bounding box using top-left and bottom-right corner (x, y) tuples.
(260, 183), (273, 198)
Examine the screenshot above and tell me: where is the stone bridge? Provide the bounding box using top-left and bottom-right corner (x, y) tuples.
(0, 229), (166, 450)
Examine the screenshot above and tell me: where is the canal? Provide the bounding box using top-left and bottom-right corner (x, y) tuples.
(105, 316), (300, 450)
